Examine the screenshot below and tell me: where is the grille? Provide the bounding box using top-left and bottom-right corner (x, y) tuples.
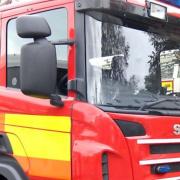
(102, 153), (109, 180)
(150, 144), (180, 154)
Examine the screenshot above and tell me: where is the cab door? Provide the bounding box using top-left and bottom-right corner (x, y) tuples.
(0, 1), (75, 180)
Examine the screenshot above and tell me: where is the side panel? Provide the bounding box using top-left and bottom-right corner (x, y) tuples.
(0, 88), (73, 180)
(5, 114), (71, 179)
(0, 1), (76, 180)
(72, 101), (133, 180)
(0, 88), (74, 180)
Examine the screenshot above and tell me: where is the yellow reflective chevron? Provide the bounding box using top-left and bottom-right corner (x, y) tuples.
(4, 114), (71, 161)
(5, 114), (71, 132)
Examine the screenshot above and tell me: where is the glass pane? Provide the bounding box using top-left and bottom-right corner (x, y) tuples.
(7, 8), (68, 88)
(86, 15), (180, 109)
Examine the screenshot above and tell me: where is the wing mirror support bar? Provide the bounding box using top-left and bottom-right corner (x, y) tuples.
(49, 39), (75, 107)
(51, 39), (75, 46)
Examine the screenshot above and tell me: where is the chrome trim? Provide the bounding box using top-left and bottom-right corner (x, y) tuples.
(156, 177), (180, 180)
(140, 158), (180, 165)
(137, 139), (180, 144)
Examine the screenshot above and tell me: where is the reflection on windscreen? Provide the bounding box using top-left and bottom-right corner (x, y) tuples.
(161, 50), (180, 94)
(86, 15), (180, 108)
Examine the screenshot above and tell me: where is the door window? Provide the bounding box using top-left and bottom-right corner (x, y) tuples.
(7, 8), (68, 95)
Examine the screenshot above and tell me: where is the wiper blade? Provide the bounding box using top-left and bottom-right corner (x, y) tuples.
(139, 98), (178, 111)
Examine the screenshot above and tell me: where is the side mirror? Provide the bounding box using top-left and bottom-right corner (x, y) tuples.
(16, 15), (57, 97)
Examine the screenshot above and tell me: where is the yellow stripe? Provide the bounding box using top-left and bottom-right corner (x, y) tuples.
(5, 125), (70, 161)
(5, 114), (71, 132)
(5, 114), (71, 161)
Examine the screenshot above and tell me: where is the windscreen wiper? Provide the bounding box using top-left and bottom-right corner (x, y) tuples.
(139, 98), (177, 111)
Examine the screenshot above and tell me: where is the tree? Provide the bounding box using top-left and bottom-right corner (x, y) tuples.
(128, 75), (139, 93)
(101, 22), (129, 84)
(100, 22), (132, 103)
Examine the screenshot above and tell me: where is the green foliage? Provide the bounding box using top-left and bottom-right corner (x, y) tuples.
(145, 33), (180, 93)
(101, 23), (129, 83)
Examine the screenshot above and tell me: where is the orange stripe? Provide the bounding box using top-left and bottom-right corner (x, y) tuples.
(28, 157), (71, 179)
(29, 176), (61, 180)
(14, 156), (71, 179)
(0, 114), (5, 131)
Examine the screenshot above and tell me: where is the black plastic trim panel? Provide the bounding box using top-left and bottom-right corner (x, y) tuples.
(0, 134), (13, 154)
(75, 12), (87, 101)
(150, 144), (180, 154)
(115, 120), (146, 137)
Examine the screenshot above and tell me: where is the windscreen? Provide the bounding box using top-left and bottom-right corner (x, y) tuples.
(86, 15), (180, 109)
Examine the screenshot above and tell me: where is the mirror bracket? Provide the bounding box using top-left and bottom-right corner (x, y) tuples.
(51, 39), (75, 46)
(50, 94), (64, 107)
(68, 78), (86, 100)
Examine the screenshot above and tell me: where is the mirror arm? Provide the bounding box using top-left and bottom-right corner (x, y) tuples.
(51, 39), (75, 46)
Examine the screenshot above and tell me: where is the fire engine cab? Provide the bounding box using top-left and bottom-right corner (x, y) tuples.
(0, 0), (179, 179)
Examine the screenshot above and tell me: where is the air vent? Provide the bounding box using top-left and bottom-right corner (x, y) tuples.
(115, 120), (146, 137)
(150, 144), (180, 154)
(102, 153), (109, 180)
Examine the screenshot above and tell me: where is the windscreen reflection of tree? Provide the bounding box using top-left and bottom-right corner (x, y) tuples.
(145, 34), (180, 94)
(101, 23), (130, 103)
(102, 23), (129, 81)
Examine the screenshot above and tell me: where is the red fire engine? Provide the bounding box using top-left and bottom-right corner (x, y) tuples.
(0, 0), (179, 179)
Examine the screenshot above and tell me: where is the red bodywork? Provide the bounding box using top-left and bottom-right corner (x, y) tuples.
(0, 0), (179, 180)
(72, 101), (180, 180)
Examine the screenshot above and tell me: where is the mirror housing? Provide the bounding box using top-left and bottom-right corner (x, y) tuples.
(16, 16), (57, 97)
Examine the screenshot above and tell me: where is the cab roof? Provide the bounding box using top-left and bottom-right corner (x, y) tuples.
(0, 0), (74, 13)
